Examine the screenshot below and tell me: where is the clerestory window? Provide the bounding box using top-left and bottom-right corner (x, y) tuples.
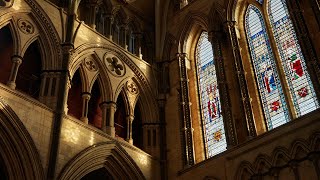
(245, 0), (319, 130)
(196, 31), (227, 157)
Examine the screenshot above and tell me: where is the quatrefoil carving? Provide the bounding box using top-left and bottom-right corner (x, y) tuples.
(126, 81), (139, 94)
(105, 55), (125, 77)
(17, 19), (34, 34)
(84, 57), (98, 72)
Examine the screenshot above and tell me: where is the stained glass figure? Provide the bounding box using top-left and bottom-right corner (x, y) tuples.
(245, 5), (290, 130)
(196, 32), (227, 157)
(267, 0), (319, 116)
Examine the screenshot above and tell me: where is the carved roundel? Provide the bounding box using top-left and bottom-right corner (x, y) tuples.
(126, 81), (139, 95)
(0, 0), (14, 7)
(17, 19), (34, 34)
(84, 57), (98, 72)
(104, 54), (126, 77)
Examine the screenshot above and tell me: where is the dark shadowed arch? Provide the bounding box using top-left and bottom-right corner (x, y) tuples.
(0, 97), (44, 180)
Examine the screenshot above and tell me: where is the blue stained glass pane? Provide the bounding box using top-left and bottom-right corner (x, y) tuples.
(196, 32), (227, 157)
(267, 0), (319, 116)
(257, 0), (263, 4)
(245, 5), (290, 130)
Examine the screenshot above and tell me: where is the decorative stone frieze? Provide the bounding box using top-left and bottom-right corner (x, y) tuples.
(17, 19), (35, 34)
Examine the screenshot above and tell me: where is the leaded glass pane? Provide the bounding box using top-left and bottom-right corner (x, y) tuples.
(267, 0), (319, 116)
(257, 0), (263, 4)
(245, 5), (290, 130)
(196, 32), (227, 157)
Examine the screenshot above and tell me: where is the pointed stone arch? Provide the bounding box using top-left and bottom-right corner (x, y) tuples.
(177, 12), (208, 53)
(0, 97), (44, 180)
(235, 161), (254, 180)
(70, 44), (159, 122)
(59, 142), (145, 180)
(271, 147), (291, 167)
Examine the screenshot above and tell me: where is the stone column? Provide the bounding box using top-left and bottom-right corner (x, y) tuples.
(104, 14), (113, 40)
(88, 3), (98, 29)
(119, 24), (128, 50)
(100, 102), (108, 132)
(225, 21), (257, 138)
(134, 33), (143, 59)
(100, 101), (116, 137)
(7, 55), (23, 89)
(178, 53), (195, 167)
(80, 92), (91, 123)
(126, 114), (134, 144)
(209, 30), (238, 147)
(287, 0), (320, 102)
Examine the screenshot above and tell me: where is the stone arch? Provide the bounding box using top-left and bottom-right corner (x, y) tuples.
(70, 44), (159, 121)
(58, 142), (145, 180)
(253, 154), (272, 174)
(0, 20), (19, 56)
(177, 12), (208, 53)
(67, 68), (85, 120)
(208, 2), (226, 32)
(116, 7), (129, 24)
(24, 0), (62, 69)
(0, 22), (15, 85)
(69, 48), (112, 102)
(0, 97), (44, 180)
(1, 11), (61, 71)
(235, 161), (254, 180)
(88, 75), (104, 128)
(271, 147), (291, 167)
(16, 39), (43, 98)
(309, 132), (320, 151)
(290, 140), (310, 160)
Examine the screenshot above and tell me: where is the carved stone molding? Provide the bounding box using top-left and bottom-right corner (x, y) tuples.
(104, 54), (126, 77)
(84, 57), (98, 72)
(0, 0), (14, 8)
(235, 131), (320, 180)
(126, 81), (139, 95)
(17, 19), (34, 34)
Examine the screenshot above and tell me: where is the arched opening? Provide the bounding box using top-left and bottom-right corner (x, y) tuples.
(112, 16), (120, 44)
(0, 154), (8, 180)
(114, 93), (127, 139)
(88, 80), (102, 128)
(127, 25), (135, 54)
(16, 40), (42, 98)
(67, 70), (83, 120)
(132, 99), (143, 149)
(81, 167), (113, 180)
(77, 0), (90, 24)
(95, 6), (105, 35)
(0, 25), (13, 85)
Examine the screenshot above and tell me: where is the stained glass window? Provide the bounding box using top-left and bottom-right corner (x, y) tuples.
(245, 5), (290, 130)
(196, 32), (227, 157)
(267, 0), (319, 116)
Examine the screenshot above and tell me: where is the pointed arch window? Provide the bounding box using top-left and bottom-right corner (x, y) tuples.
(245, 1), (319, 130)
(267, 0), (318, 116)
(196, 32), (227, 157)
